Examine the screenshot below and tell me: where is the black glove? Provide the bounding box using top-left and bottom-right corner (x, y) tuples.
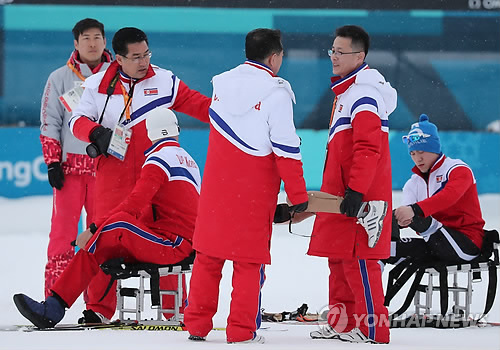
(290, 201), (308, 214)
(274, 203), (291, 223)
(86, 126), (112, 158)
(391, 210), (400, 241)
(340, 187), (363, 217)
(47, 162), (64, 190)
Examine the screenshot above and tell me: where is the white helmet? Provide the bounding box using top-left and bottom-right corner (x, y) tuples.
(145, 107), (180, 141)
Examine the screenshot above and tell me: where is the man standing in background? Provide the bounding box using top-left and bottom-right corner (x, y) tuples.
(40, 18), (112, 298)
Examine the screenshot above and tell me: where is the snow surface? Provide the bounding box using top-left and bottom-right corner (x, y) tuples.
(0, 192), (499, 350)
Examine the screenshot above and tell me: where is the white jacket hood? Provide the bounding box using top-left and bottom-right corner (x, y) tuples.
(212, 63), (295, 116)
(355, 69), (397, 115)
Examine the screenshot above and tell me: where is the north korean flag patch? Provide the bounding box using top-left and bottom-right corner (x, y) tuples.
(144, 88), (158, 96)
(436, 175), (443, 183)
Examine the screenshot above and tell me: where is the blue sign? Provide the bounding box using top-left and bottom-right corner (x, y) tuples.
(0, 128), (51, 198)
(0, 127), (498, 198)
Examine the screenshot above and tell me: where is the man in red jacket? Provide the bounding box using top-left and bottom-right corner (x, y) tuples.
(14, 109), (200, 330)
(308, 25), (397, 344)
(69, 27), (210, 323)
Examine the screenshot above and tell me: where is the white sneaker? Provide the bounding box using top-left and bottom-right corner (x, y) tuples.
(337, 328), (384, 344)
(310, 324), (340, 339)
(228, 335), (265, 344)
(357, 201), (388, 248)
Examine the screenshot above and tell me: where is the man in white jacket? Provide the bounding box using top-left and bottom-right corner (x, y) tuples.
(40, 18), (112, 299)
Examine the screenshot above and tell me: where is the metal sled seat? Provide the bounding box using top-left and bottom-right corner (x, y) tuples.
(414, 259), (498, 319)
(100, 252), (195, 325)
(385, 229), (499, 327)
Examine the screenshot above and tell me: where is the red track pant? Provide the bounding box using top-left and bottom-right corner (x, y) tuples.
(45, 173), (95, 297)
(327, 258), (390, 343)
(51, 212), (192, 319)
(184, 252), (265, 342)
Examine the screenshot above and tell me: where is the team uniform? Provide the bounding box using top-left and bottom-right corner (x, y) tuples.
(70, 60), (210, 319)
(50, 139), (200, 313)
(308, 63), (397, 343)
(393, 154), (484, 262)
(184, 61), (308, 343)
(41, 49), (112, 297)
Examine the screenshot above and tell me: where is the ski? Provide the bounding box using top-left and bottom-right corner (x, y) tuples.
(0, 322), (226, 332)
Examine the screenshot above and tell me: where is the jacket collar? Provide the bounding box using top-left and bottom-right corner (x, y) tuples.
(330, 62), (368, 96)
(144, 138), (179, 157)
(98, 61), (156, 95)
(70, 49), (113, 75)
(244, 60), (276, 77)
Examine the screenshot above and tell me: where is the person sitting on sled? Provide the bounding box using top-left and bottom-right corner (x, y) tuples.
(13, 108), (200, 329)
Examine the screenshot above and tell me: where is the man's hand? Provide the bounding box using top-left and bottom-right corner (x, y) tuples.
(274, 203), (291, 223)
(289, 201), (308, 214)
(394, 205), (414, 227)
(47, 162), (64, 190)
(340, 187), (363, 217)
(76, 228), (94, 250)
(87, 126), (112, 157)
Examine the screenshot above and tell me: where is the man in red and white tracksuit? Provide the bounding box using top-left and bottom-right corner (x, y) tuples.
(184, 29), (308, 344)
(308, 26), (397, 344)
(13, 109), (200, 329)
(70, 27), (210, 322)
(40, 18), (112, 298)
(391, 114), (484, 264)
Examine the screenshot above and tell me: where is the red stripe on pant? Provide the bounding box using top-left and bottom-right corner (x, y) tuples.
(327, 258), (389, 343)
(184, 252), (265, 342)
(51, 212), (191, 319)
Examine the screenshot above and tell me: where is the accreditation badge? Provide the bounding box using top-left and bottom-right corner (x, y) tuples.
(107, 124), (132, 161)
(58, 83), (84, 113)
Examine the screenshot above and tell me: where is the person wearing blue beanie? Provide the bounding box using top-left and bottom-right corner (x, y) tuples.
(404, 114), (441, 155)
(384, 114), (485, 286)
(402, 114), (442, 174)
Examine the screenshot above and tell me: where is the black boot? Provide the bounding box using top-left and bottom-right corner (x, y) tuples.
(13, 294), (65, 329)
(78, 309), (110, 324)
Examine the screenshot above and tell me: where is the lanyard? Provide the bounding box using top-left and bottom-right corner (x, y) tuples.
(119, 82), (133, 121)
(66, 60), (86, 82)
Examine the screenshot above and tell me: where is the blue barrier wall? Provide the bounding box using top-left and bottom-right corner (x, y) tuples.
(1, 128), (498, 198)
(0, 5), (499, 131)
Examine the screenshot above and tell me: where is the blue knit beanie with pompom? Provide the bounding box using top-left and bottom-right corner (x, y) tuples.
(403, 114), (441, 154)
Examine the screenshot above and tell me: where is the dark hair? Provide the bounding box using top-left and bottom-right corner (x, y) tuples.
(245, 28), (283, 62)
(112, 27), (149, 56)
(334, 25), (370, 56)
(72, 18), (105, 41)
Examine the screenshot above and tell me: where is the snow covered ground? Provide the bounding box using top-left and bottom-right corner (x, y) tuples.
(0, 192), (499, 349)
